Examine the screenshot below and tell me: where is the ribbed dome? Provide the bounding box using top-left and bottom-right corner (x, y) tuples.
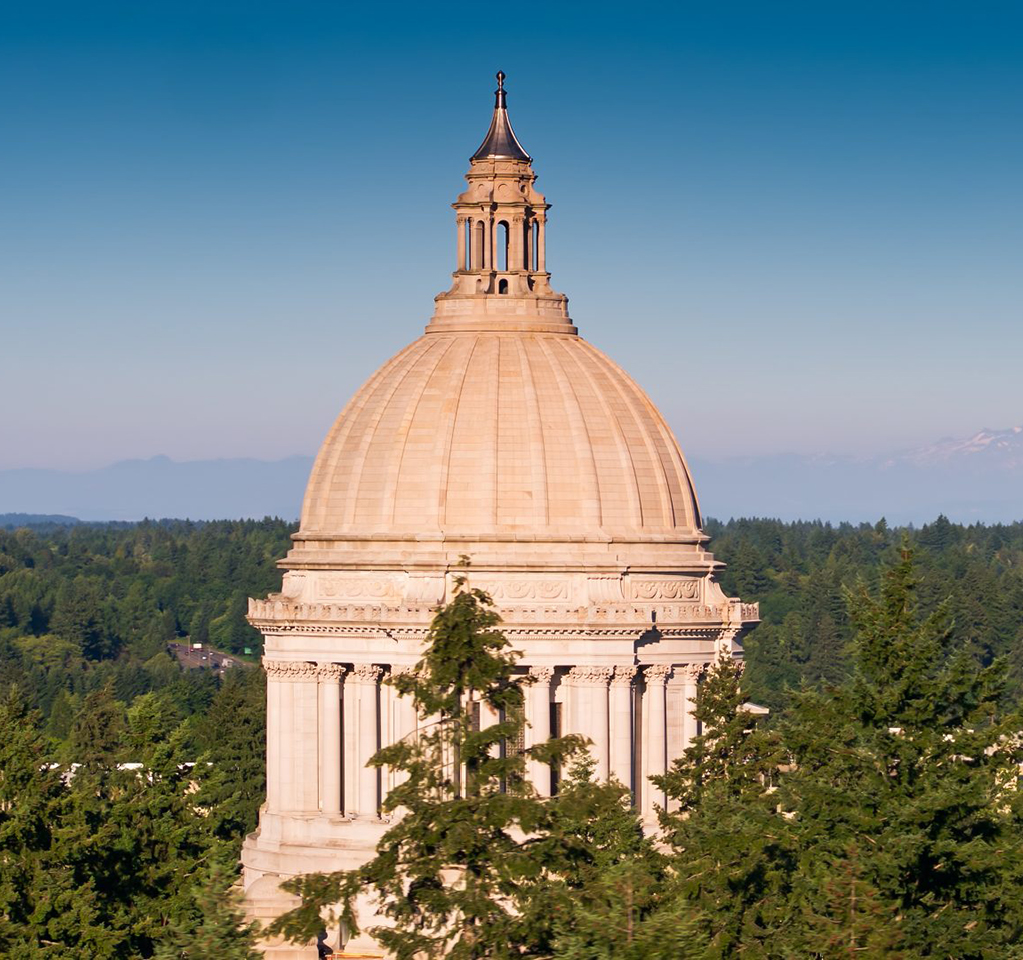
(299, 331), (703, 541)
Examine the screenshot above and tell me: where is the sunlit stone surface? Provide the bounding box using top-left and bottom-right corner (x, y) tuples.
(241, 73), (758, 958)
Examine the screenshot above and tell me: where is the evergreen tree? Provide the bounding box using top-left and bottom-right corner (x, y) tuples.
(781, 547), (1023, 957)
(272, 567), (586, 958)
(655, 657), (792, 955)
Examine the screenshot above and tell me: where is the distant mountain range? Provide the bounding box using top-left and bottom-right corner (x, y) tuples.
(1, 427), (1020, 526)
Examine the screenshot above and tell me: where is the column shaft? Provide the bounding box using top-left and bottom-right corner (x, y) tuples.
(642, 665), (670, 820)
(610, 666), (637, 790)
(456, 217), (466, 270)
(537, 218), (546, 272)
(263, 659), (281, 813)
(355, 664), (382, 819)
(682, 664), (702, 752)
(527, 666), (553, 796)
(318, 664), (344, 816)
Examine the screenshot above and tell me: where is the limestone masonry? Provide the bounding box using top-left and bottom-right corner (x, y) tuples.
(241, 72), (759, 958)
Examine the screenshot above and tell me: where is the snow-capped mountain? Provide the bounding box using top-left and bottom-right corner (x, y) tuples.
(894, 426), (1023, 469)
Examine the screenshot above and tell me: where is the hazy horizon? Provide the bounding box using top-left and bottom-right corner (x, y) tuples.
(3, 2), (1021, 472)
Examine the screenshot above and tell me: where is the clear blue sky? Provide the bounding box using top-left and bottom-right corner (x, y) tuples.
(2, 1), (1020, 470)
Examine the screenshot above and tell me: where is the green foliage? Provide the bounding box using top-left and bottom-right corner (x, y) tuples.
(273, 571), (591, 958)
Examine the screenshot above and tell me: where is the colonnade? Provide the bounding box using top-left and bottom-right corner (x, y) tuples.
(263, 659), (705, 821)
(456, 215), (546, 274)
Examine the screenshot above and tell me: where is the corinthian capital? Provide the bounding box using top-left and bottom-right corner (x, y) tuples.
(317, 663), (346, 682)
(611, 665), (638, 686)
(262, 659), (319, 682)
(642, 664), (671, 685)
(353, 663), (383, 682)
(528, 665), (555, 683)
(567, 665), (614, 685)
(679, 662), (706, 683)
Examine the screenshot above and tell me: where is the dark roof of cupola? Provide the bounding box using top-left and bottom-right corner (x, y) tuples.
(471, 71), (531, 162)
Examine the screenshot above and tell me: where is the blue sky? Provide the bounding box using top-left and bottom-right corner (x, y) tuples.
(2, 1), (1020, 470)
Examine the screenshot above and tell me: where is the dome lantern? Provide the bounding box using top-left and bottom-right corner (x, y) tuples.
(436, 72), (567, 323)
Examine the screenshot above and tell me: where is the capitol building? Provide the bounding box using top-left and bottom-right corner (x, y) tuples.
(241, 74), (758, 957)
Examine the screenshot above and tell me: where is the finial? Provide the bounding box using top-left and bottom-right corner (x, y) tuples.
(495, 71), (507, 109)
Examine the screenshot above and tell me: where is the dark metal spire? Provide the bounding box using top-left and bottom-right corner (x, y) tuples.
(471, 71), (531, 162)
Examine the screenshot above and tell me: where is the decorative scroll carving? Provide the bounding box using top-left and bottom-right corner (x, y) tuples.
(317, 663), (346, 682)
(611, 665), (638, 685)
(262, 659), (319, 682)
(318, 577), (400, 601)
(352, 664), (383, 682)
(528, 666), (555, 683)
(566, 666), (614, 684)
(627, 578), (700, 601)
(642, 664), (671, 685)
(470, 579), (570, 601)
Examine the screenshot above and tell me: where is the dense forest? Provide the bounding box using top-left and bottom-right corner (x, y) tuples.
(1, 514), (1022, 956)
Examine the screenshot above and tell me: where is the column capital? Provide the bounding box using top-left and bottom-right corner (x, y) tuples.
(317, 662), (346, 682)
(528, 665), (555, 683)
(642, 664), (671, 685)
(389, 664), (417, 677)
(263, 659), (319, 682)
(567, 665), (614, 685)
(678, 662), (706, 683)
(456, 214), (468, 224)
(352, 663), (383, 682)
(611, 665), (638, 686)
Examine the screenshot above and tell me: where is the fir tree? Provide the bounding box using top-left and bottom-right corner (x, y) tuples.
(272, 566), (587, 958)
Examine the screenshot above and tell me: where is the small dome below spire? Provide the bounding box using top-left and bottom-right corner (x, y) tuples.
(471, 71), (531, 162)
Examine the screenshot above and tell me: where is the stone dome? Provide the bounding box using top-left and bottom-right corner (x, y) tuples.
(299, 328), (703, 542)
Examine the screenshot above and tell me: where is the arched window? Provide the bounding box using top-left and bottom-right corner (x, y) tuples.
(498, 279), (508, 294)
(465, 218), (473, 270)
(531, 221), (539, 271)
(474, 221), (486, 270)
(497, 221), (509, 272)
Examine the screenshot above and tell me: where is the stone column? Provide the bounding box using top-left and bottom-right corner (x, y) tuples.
(536, 216), (546, 272)
(318, 663), (345, 816)
(456, 216), (466, 271)
(610, 666), (636, 791)
(566, 666), (613, 780)
(642, 665), (670, 820)
(354, 664), (382, 819)
(472, 219), (483, 272)
(264, 660), (320, 814)
(263, 658), (283, 813)
(511, 215), (524, 272)
(681, 663), (703, 753)
(527, 666), (553, 796)
(389, 666), (417, 792)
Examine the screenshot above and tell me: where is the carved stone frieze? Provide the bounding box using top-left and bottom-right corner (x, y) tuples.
(469, 578), (571, 602)
(626, 578), (700, 601)
(317, 576), (401, 601)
